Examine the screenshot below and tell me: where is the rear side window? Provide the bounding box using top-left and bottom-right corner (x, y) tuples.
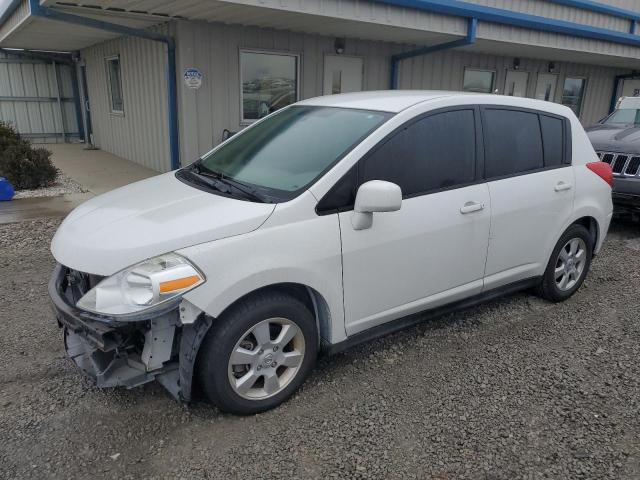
(540, 115), (564, 167)
(483, 109), (543, 178)
(361, 109), (476, 196)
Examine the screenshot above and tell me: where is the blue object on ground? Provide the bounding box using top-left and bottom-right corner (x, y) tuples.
(0, 177), (15, 201)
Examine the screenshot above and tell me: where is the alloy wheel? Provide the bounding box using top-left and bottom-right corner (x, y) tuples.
(227, 317), (306, 400)
(554, 237), (587, 291)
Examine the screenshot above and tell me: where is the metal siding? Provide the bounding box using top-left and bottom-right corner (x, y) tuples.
(467, 0), (635, 33)
(396, 47), (627, 125)
(0, 50), (79, 143)
(81, 23), (171, 172)
(175, 20), (397, 163)
(175, 20), (626, 164)
(0, 0), (29, 41)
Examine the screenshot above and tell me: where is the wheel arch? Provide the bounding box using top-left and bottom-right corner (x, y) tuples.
(570, 215), (599, 253)
(214, 283), (333, 349)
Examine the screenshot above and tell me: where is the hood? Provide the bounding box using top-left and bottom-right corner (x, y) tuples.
(51, 172), (276, 275)
(585, 123), (640, 154)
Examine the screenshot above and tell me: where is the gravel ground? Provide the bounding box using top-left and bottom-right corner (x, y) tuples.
(12, 172), (88, 199)
(0, 218), (639, 480)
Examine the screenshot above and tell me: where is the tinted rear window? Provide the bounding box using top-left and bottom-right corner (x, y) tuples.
(483, 109), (544, 178)
(540, 115), (564, 167)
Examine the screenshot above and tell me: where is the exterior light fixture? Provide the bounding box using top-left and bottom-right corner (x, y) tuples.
(334, 37), (346, 55)
(513, 58), (521, 70)
(548, 61), (556, 73)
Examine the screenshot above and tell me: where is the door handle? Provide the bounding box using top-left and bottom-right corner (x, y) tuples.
(554, 182), (573, 192)
(460, 201), (484, 214)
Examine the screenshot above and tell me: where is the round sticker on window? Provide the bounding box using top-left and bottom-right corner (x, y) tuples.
(183, 68), (203, 90)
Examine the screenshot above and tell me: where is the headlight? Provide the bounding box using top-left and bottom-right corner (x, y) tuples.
(76, 253), (205, 316)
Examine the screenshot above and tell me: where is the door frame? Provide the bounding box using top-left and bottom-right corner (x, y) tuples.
(322, 53), (365, 95)
(534, 72), (560, 102)
(503, 69), (531, 97)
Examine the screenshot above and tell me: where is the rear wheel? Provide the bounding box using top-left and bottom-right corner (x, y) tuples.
(536, 224), (593, 302)
(197, 291), (317, 414)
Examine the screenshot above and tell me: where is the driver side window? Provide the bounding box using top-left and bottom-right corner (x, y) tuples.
(361, 109), (477, 197)
(316, 108), (478, 214)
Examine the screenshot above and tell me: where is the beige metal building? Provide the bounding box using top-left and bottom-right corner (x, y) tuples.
(2, 0), (640, 172)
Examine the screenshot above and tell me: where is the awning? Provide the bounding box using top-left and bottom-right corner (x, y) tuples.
(2, 0), (640, 68)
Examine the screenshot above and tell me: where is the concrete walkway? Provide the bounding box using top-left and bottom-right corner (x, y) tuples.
(0, 143), (159, 223)
(48, 144), (158, 196)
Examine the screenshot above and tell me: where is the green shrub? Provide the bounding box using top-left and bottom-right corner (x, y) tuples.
(0, 122), (57, 189)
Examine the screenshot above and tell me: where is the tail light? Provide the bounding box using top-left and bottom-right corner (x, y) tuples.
(586, 161), (614, 187)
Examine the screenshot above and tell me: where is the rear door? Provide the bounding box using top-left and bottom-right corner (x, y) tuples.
(481, 107), (574, 290)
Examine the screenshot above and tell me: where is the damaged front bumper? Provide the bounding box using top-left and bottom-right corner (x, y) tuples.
(48, 264), (212, 402)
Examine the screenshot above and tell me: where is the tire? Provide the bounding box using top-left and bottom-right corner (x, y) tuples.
(196, 291), (318, 415)
(535, 224), (593, 302)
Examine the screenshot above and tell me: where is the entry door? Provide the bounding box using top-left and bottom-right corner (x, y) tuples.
(621, 79), (640, 98)
(504, 71), (529, 97)
(534, 73), (558, 102)
(338, 108), (491, 336)
(323, 56), (363, 95)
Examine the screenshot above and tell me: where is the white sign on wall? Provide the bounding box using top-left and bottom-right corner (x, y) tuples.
(183, 68), (203, 90)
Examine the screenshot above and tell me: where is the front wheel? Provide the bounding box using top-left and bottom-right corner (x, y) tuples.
(536, 224), (593, 302)
(196, 291), (318, 415)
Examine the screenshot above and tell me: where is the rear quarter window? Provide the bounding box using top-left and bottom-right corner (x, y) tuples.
(482, 107), (570, 178)
(539, 115), (564, 167)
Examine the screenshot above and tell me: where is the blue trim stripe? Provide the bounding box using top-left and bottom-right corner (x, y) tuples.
(27, 0), (181, 171)
(546, 0), (640, 22)
(374, 0), (640, 46)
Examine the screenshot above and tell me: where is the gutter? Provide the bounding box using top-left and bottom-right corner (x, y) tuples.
(27, 0), (180, 171)
(374, 0), (640, 47)
(391, 17), (476, 89)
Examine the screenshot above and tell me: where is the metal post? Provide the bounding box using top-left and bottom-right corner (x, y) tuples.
(52, 60), (66, 143)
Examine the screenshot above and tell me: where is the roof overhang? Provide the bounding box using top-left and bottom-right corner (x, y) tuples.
(1, 0), (640, 68)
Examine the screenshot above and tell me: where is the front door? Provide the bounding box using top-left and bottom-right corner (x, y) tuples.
(339, 107), (491, 335)
(323, 55), (363, 95)
(534, 73), (558, 102)
(504, 70), (529, 97)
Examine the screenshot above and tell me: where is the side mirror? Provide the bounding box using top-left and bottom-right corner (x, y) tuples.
(352, 180), (402, 230)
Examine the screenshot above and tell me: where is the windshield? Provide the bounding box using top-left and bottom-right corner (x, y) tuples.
(604, 108), (640, 125)
(197, 106), (391, 200)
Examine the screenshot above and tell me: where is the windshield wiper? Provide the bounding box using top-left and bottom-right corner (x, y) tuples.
(191, 160), (266, 203)
(183, 167), (232, 195)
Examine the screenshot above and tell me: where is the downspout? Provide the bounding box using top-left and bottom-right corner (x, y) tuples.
(391, 17), (477, 89)
(28, 0), (180, 170)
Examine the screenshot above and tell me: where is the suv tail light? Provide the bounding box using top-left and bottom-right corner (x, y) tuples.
(586, 161), (614, 187)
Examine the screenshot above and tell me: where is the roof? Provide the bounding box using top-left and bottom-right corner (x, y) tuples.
(297, 90), (574, 117)
(298, 91), (467, 113)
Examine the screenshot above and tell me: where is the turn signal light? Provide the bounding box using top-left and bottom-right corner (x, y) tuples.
(586, 161), (614, 188)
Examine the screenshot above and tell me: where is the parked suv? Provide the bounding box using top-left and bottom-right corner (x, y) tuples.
(586, 96), (640, 215)
(50, 92), (613, 414)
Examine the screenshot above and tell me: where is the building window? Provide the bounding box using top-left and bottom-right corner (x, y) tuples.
(105, 55), (124, 114)
(561, 77), (586, 117)
(462, 69), (495, 93)
(240, 50), (299, 123)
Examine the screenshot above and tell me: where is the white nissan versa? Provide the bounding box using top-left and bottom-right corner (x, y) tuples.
(50, 91), (613, 414)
